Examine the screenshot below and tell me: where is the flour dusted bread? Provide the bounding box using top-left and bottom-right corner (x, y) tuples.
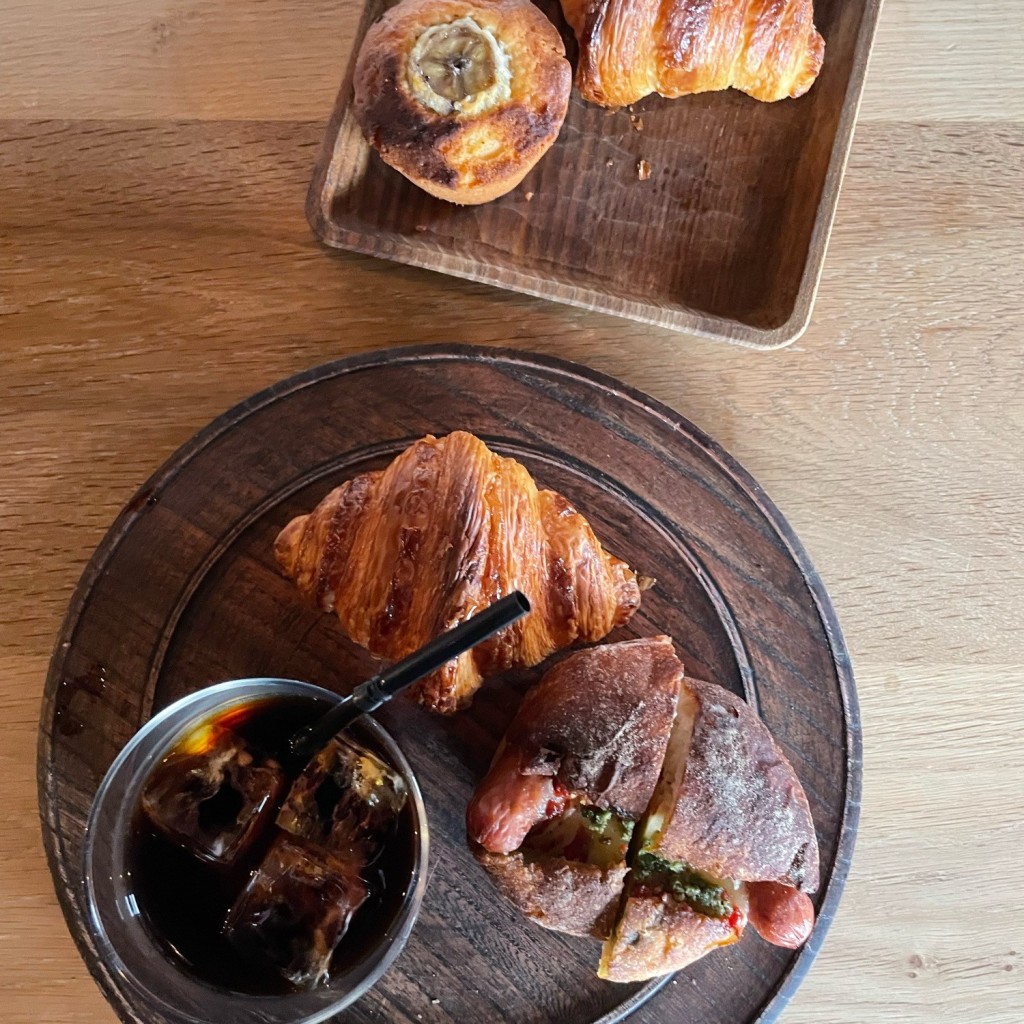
(467, 637), (683, 937)
(562, 0), (825, 107)
(274, 432), (641, 713)
(353, 0), (571, 204)
(473, 850), (629, 939)
(505, 636), (683, 814)
(466, 637), (821, 981)
(599, 674), (819, 981)
(647, 677), (819, 891)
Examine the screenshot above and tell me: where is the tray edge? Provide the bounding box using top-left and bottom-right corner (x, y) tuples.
(306, 2), (886, 349)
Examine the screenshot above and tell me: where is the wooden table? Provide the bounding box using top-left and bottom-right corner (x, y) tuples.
(2, 2), (1022, 1021)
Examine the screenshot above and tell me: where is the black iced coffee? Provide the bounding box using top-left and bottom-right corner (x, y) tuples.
(126, 695), (415, 994)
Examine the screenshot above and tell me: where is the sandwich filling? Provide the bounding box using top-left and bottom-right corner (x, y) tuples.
(637, 682), (697, 849)
(523, 802), (634, 871)
(630, 851), (733, 919)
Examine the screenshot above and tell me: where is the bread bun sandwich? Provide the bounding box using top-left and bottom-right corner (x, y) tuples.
(467, 636), (820, 980)
(467, 637), (682, 937)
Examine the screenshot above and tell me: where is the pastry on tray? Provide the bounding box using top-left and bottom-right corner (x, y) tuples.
(561, 0), (825, 107)
(274, 431), (642, 714)
(352, 0), (571, 204)
(467, 637), (820, 981)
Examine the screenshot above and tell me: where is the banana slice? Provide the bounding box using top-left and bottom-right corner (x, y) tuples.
(353, 0), (572, 204)
(408, 17), (512, 117)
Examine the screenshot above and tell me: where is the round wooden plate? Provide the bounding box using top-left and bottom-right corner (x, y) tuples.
(39, 344), (860, 1024)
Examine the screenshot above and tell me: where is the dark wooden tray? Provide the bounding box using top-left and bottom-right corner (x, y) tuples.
(39, 345), (860, 1024)
(307, 1), (882, 347)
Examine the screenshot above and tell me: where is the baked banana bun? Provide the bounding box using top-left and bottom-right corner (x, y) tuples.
(352, 0), (571, 204)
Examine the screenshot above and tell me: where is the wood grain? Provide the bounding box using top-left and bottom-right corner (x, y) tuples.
(310, 0), (880, 345)
(2, 1), (1021, 123)
(2, 0), (1024, 1022)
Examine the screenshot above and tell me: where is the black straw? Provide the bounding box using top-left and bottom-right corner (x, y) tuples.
(289, 591), (531, 760)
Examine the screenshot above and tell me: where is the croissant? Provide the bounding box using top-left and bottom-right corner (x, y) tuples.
(274, 431), (642, 713)
(561, 0), (825, 107)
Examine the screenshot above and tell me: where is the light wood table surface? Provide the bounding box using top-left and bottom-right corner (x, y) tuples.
(3, 2), (1022, 1021)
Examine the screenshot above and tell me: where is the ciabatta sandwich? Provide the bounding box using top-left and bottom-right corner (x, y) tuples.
(467, 637), (819, 980)
(599, 674), (818, 980)
(467, 637), (682, 937)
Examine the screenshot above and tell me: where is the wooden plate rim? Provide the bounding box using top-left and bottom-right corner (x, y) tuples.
(37, 343), (861, 1023)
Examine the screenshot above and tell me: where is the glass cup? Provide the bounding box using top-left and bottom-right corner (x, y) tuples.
(83, 678), (429, 1024)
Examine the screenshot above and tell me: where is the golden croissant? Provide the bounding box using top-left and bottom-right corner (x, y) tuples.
(274, 431), (642, 713)
(561, 0), (825, 107)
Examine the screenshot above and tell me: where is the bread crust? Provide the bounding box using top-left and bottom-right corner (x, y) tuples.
(475, 850), (628, 938)
(657, 677), (820, 891)
(598, 890), (738, 982)
(507, 636), (683, 816)
(353, 0), (571, 204)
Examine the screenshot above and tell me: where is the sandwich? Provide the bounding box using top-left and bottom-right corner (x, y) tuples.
(599, 673), (818, 980)
(467, 636), (682, 937)
(466, 636), (819, 980)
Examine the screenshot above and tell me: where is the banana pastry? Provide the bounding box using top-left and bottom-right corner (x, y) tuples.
(274, 431), (642, 713)
(353, 0), (571, 204)
(561, 0), (825, 107)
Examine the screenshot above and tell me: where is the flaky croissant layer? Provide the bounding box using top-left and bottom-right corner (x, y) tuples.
(563, 0), (825, 107)
(275, 432), (642, 713)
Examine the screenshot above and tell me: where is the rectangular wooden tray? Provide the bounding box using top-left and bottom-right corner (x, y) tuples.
(307, 0), (882, 348)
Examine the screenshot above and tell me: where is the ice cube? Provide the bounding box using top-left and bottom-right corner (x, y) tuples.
(277, 735), (407, 864)
(223, 833), (368, 988)
(140, 722), (284, 865)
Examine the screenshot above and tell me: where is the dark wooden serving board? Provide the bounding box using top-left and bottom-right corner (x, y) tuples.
(308, 1), (881, 347)
(39, 345), (860, 1024)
